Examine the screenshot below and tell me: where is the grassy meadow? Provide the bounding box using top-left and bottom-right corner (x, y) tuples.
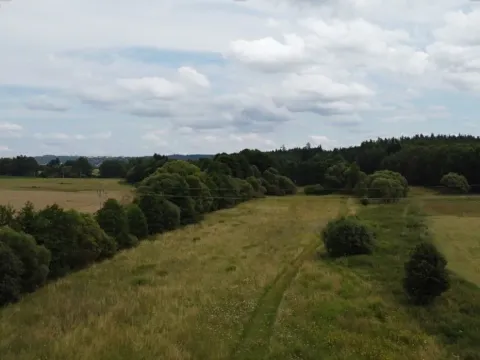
(0, 184), (479, 359)
(0, 177), (133, 213)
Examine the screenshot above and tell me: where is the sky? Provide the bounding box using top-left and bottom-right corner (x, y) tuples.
(1, 0), (480, 156)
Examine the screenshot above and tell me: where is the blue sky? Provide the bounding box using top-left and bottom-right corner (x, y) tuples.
(0, 0), (479, 156)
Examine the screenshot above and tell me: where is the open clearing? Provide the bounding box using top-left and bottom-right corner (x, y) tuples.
(421, 196), (480, 287)
(1, 191), (479, 359)
(0, 177), (132, 213)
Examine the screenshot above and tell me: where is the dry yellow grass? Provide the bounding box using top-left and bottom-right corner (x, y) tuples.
(0, 196), (342, 360)
(0, 177), (133, 212)
(431, 215), (480, 287)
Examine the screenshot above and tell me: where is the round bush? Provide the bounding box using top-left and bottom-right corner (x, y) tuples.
(125, 204), (149, 240)
(0, 226), (50, 293)
(304, 184), (329, 196)
(137, 194), (180, 234)
(403, 242), (450, 305)
(322, 216), (375, 257)
(0, 242), (23, 306)
(95, 199), (135, 250)
(440, 172), (470, 194)
(360, 197), (370, 206)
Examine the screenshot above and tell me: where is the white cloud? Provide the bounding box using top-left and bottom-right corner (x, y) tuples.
(226, 34), (307, 71)
(33, 132), (112, 141)
(0, 145), (11, 152)
(0, 0), (478, 155)
(178, 67), (210, 88)
(427, 9), (480, 91)
(0, 122), (22, 131)
(309, 135), (338, 149)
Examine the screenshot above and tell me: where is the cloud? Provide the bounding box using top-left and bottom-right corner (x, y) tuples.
(0, 0), (478, 156)
(0, 122), (22, 131)
(309, 135), (338, 149)
(427, 9), (480, 92)
(0, 145), (11, 152)
(0, 122), (23, 139)
(24, 95), (70, 112)
(178, 66), (210, 88)
(226, 34), (308, 72)
(33, 132), (112, 141)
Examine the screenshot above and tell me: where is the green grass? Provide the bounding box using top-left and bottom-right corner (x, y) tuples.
(0, 196), (343, 360)
(267, 199), (480, 360)
(1, 191), (479, 359)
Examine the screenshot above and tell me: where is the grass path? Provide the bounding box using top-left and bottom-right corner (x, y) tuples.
(231, 229), (322, 359)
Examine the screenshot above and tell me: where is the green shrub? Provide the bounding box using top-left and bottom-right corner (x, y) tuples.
(277, 175), (297, 195)
(360, 197), (370, 206)
(0, 205), (17, 229)
(16, 201), (37, 235)
(0, 241), (23, 305)
(95, 198), (137, 249)
(136, 194), (180, 234)
(125, 204), (149, 240)
(365, 170), (409, 202)
(440, 172), (470, 194)
(322, 216), (375, 257)
(0, 227), (50, 293)
(403, 242), (450, 305)
(304, 184), (329, 196)
(33, 204), (84, 278)
(76, 213), (117, 261)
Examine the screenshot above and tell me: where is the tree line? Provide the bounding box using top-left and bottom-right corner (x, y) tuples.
(0, 157), (297, 306)
(2, 134), (478, 192)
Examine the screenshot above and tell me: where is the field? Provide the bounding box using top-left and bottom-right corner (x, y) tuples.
(0, 177), (133, 213)
(0, 185), (479, 359)
(421, 197), (480, 287)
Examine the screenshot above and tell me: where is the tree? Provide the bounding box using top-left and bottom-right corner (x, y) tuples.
(0, 227), (50, 293)
(0, 242), (23, 305)
(136, 194), (180, 234)
(95, 199), (138, 249)
(125, 204), (149, 240)
(404, 242), (450, 305)
(99, 159), (127, 178)
(440, 172), (470, 194)
(322, 216), (375, 257)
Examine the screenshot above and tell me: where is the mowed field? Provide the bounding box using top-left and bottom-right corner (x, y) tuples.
(0, 177), (133, 213)
(0, 185), (479, 359)
(421, 196), (480, 287)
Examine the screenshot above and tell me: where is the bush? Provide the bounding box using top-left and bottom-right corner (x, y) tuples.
(16, 201), (37, 235)
(0, 204), (17, 229)
(33, 204), (85, 278)
(0, 241), (23, 306)
(125, 204), (149, 240)
(440, 172), (470, 194)
(403, 242), (450, 305)
(0, 227), (50, 293)
(360, 197), (370, 206)
(136, 194), (180, 234)
(304, 184), (330, 196)
(95, 198), (138, 249)
(277, 175), (297, 195)
(365, 170), (409, 203)
(76, 213), (117, 261)
(322, 216), (375, 257)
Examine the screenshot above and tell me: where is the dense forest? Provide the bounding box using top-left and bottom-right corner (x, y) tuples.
(1, 134), (480, 191)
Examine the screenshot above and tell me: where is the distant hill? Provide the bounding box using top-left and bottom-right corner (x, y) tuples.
(34, 154), (214, 166)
